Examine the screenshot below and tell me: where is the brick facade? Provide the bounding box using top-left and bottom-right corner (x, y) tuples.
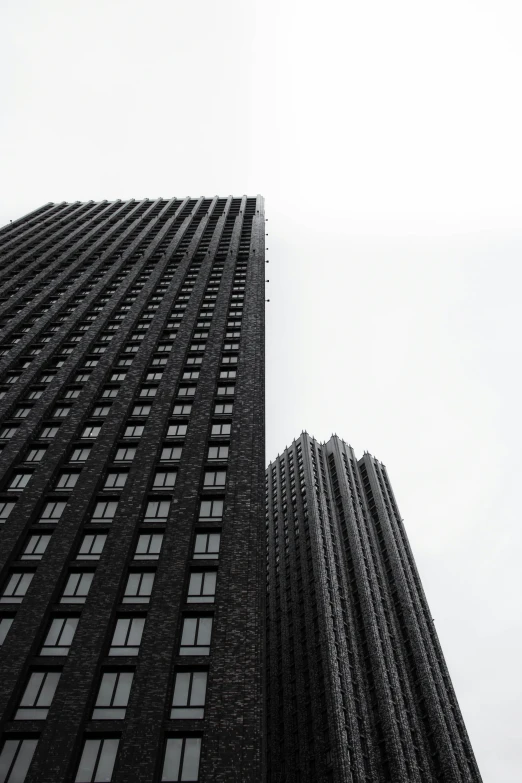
(0, 196), (265, 782)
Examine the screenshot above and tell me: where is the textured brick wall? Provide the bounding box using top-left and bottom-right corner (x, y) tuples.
(0, 195), (265, 782)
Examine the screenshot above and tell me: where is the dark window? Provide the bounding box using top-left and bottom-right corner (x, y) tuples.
(77, 534), (107, 560)
(75, 738), (119, 783)
(92, 672), (134, 719)
(0, 500), (16, 524)
(207, 445), (228, 461)
(21, 534), (51, 560)
(0, 617), (14, 645)
(122, 572), (155, 603)
(60, 573), (93, 604)
(203, 470), (226, 489)
(187, 572), (217, 603)
(198, 499), (223, 521)
(1, 572), (34, 603)
(171, 672), (207, 719)
(180, 617), (212, 656)
(39, 500), (67, 523)
(0, 738), (38, 782)
(134, 534), (163, 560)
(193, 533), (221, 560)
(41, 617), (79, 656)
(144, 499), (170, 523)
(15, 671), (61, 719)
(110, 617), (145, 656)
(91, 500), (118, 523)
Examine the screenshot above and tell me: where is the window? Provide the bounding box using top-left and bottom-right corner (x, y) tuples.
(211, 423), (231, 437)
(25, 447), (47, 462)
(56, 472), (80, 490)
(81, 425), (101, 439)
(193, 533), (221, 560)
(0, 500), (16, 524)
(0, 616), (14, 645)
(214, 403), (233, 415)
(177, 386), (196, 397)
(41, 617), (79, 656)
(153, 471), (177, 490)
(207, 445), (228, 461)
(39, 500), (67, 523)
(203, 471), (226, 489)
(146, 372), (163, 381)
(103, 472), (127, 489)
(53, 406), (70, 418)
(172, 404), (192, 416)
(65, 388), (81, 399)
(132, 404), (151, 417)
(182, 370), (200, 380)
(185, 356), (202, 366)
(0, 426), (19, 439)
(167, 423), (187, 439)
(124, 424), (144, 438)
(187, 572), (217, 603)
(160, 446), (182, 462)
(221, 355), (237, 364)
(70, 447), (91, 462)
(198, 499), (223, 521)
(8, 473), (32, 491)
(14, 407), (31, 419)
(171, 672), (207, 719)
(134, 534), (163, 560)
(0, 738), (38, 782)
(15, 671), (61, 719)
(77, 534), (107, 560)
(111, 373), (126, 382)
(139, 386), (157, 398)
(61, 572), (94, 604)
(180, 616), (212, 656)
(110, 617), (145, 656)
(92, 672), (134, 719)
(92, 405), (111, 417)
(101, 388), (118, 398)
(122, 572), (155, 603)
(91, 500), (118, 523)
(1, 572), (34, 603)
(21, 534), (51, 560)
(144, 499), (170, 523)
(75, 738), (119, 783)
(216, 385), (235, 397)
(114, 446), (136, 462)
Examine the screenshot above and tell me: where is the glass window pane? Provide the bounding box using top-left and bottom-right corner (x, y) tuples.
(93, 738), (118, 783)
(172, 672), (191, 706)
(75, 738), (100, 782)
(127, 618), (145, 646)
(191, 672), (208, 706)
(113, 672), (133, 706)
(197, 617), (212, 646)
(181, 618), (196, 646)
(162, 739), (182, 782)
(181, 738), (201, 781)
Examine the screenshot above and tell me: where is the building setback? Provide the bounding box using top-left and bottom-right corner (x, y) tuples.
(0, 196), (265, 783)
(265, 433), (482, 783)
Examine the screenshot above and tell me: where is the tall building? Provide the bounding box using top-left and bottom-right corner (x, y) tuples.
(0, 196), (265, 783)
(265, 433), (482, 783)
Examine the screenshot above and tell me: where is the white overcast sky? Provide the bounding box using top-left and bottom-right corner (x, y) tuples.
(1, 0), (521, 778)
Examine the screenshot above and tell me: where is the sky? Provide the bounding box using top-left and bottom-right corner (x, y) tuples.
(1, 0), (521, 778)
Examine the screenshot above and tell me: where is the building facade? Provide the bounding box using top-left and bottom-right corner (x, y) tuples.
(0, 196), (265, 783)
(265, 433), (482, 783)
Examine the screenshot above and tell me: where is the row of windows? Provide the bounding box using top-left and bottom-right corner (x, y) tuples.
(0, 734), (201, 782)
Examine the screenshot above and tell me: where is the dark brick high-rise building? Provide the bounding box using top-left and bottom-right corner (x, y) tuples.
(266, 433), (482, 783)
(0, 196), (265, 783)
